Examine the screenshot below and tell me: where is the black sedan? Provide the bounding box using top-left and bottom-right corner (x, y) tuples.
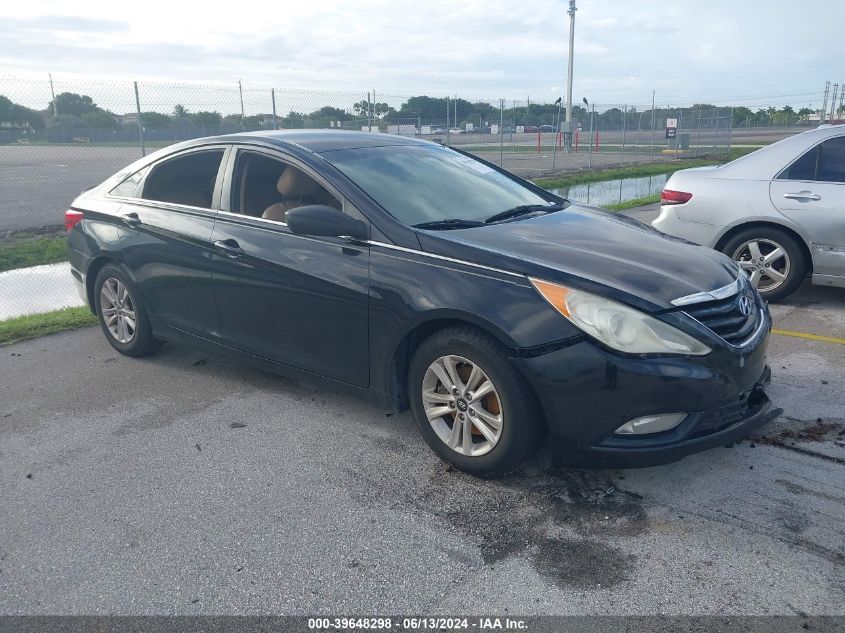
(66, 131), (778, 475)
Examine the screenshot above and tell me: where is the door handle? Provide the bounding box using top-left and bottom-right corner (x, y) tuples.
(783, 192), (821, 201)
(213, 239), (245, 257)
(122, 212), (141, 227)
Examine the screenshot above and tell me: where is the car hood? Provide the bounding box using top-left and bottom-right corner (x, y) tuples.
(415, 204), (740, 311)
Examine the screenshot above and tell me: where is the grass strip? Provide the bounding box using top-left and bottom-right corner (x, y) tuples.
(533, 159), (721, 189)
(0, 306), (97, 345)
(0, 235), (69, 273)
(605, 194), (661, 212)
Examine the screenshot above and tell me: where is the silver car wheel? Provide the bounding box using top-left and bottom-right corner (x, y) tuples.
(732, 239), (790, 293)
(422, 354), (503, 457)
(100, 278), (136, 344)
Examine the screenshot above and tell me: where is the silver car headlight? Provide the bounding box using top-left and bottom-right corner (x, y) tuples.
(530, 278), (711, 356)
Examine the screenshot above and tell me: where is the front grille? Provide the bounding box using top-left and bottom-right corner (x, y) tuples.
(682, 287), (760, 346)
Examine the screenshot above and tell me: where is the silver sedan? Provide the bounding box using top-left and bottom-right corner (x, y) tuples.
(654, 124), (845, 300)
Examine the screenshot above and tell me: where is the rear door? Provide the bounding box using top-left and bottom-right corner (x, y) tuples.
(770, 135), (845, 278)
(109, 146), (228, 336)
(208, 146), (370, 387)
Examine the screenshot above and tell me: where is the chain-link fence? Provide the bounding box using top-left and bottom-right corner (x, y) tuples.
(4, 76), (808, 322)
(1, 76), (755, 233)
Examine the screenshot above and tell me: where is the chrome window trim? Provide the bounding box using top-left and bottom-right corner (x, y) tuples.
(104, 194), (217, 216)
(670, 277), (742, 307)
(366, 240), (523, 279)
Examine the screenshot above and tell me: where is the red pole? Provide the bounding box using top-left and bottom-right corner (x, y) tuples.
(575, 129), (579, 153)
(557, 131), (562, 148)
(595, 129), (600, 152)
(537, 131), (541, 153)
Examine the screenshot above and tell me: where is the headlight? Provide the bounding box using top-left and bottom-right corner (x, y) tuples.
(530, 278), (711, 356)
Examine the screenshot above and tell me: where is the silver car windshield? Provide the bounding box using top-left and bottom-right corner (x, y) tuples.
(322, 144), (557, 226)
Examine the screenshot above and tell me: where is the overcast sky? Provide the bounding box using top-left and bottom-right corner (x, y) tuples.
(1, 0), (842, 109)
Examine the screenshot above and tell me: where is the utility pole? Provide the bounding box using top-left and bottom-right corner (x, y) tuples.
(839, 84), (845, 119)
(820, 81), (830, 124)
(565, 0), (576, 152)
(829, 83), (839, 122)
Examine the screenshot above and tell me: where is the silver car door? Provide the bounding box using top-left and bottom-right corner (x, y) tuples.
(769, 135), (845, 280)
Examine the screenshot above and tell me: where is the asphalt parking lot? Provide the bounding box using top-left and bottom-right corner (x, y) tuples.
(1, 271), (843, 615)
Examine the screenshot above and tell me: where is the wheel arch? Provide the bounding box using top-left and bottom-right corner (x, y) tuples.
(714, 221), (814, 274)
(384, 314), (521, 412)
(84, 256), (117, 313)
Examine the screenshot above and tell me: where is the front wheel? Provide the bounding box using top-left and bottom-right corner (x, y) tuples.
(721, 227), (807, 302)
(408, 326), (545, 476)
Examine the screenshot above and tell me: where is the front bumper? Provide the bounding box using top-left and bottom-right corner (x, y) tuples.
(513, 324), (779, 468)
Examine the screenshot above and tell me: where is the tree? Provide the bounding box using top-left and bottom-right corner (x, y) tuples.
(0, 94), (44, 129)
(192, 111), (222, 126)
(49, 92), (99, 117)
(140, 112), (172, 128)
(81, 110), (118, 129)
(309, 106), (351, 122)
(173, 104), (189, 118)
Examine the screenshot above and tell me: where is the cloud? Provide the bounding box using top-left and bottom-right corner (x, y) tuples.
(0, 0), (841, 110)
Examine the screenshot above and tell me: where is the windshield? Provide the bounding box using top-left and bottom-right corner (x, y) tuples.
(322, 144), (556, 226)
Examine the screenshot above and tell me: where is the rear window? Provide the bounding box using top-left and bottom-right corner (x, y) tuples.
(779, 136), (845, 183)
(141, 150), (225, 208)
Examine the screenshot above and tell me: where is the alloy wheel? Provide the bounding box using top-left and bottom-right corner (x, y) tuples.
(100, 277), (136, 344)
(422, 354), (503, 457)
(732, 238), (790, 293)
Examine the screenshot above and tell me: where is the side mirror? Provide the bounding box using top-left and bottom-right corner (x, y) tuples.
(285, 205), (368, 240)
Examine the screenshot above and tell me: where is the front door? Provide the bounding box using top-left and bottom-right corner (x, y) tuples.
(770, 135), (845, 279)
(208, 148), (370, 387)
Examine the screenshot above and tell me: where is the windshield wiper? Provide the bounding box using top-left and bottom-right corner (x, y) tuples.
(413, 218), (486, 230)
(484, 203), (565, 224)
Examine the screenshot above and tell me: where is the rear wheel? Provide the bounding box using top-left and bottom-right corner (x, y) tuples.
(408, 326), (544, 476)
(721, 227), (806, 301)
(94, 264), (161, 357)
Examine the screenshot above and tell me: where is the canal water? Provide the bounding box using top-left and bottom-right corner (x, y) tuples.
(547, 173), (668, 207)
(0, 262), (84, 320)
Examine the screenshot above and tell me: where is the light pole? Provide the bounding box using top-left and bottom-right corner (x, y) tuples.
(565, 0), (576, 152)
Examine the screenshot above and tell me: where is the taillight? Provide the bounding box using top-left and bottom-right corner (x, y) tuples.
(661, 189), (693, 205)
(65, 210), (84, 232)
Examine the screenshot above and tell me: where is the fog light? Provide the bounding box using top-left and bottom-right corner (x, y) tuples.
(615, 413), (687, 435)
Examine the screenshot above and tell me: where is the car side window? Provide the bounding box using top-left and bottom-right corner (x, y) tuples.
(780, 145), (818, 181)
(109, 166), (149, 198)
(141, 149), (225, 209)
(229, 151), (341, 223)
(817, 136), (845, 183)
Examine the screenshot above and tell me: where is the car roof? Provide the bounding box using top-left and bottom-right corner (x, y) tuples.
(716, 124), (845, 179)
(194, 129), (433, 154)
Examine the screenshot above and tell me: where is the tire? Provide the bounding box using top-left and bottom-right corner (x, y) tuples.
(408, 326), (545, 476)
(721, 227), (807, 302)
(93, 263), (162, 357)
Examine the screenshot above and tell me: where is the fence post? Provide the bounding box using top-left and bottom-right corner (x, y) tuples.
(588, 103), (594, 169)
(133, 81), (145, 157)
(499, 98), (504, 167)
(271, 88), (277, 130)
(649, 90), (656, 162)
(621, 104), (627, 162)
(446, 96), (450, 144)
(676, 108), (682, 160)
(238, 80), (245, 131)
(695, 107), (702, 158)
(726, 107), (734, 157)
